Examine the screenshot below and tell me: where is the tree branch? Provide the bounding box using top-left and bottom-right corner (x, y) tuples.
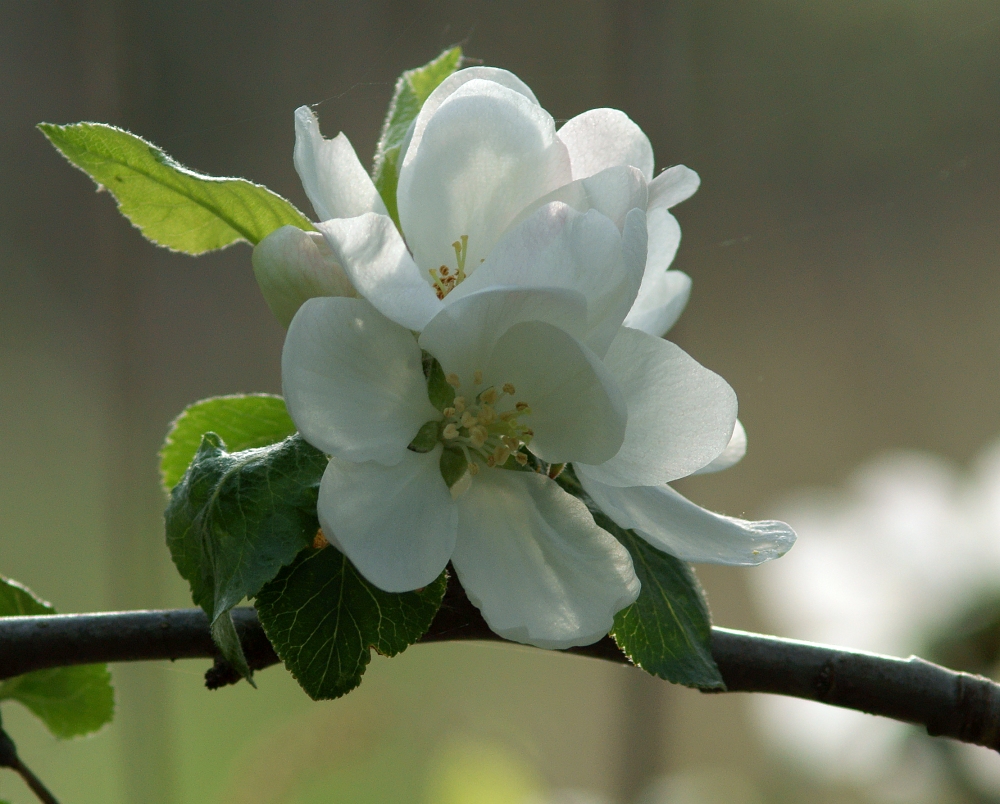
(2, 578), (999, 752)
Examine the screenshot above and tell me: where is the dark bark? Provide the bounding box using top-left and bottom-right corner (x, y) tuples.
(3, 581), (1000, 752)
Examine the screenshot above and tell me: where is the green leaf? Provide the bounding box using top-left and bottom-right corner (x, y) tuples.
(164, 433), (328, 680)
(160, 394), (297, 492)
(422, 352), (456, 412)
(39, 122), (314, 254)
(255, 546), (447, 700)
(556, 469), (724, 690)
(372, 48), (463, 225)
(0, 577), (114, 738)
(608, 525), (723, 689)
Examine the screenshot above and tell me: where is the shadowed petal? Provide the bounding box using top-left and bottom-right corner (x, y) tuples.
(577, 467), (796, 565)
(282, 296), (438, 465)
(452, 470), (640, 648)
(558, 108), (654, 181)
(318, 448), (457, 592)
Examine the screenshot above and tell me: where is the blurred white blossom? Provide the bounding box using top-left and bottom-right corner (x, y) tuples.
(751, 440), (1000, 798)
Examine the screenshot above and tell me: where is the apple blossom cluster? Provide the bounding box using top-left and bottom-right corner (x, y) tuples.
(253, 67), (796, 650)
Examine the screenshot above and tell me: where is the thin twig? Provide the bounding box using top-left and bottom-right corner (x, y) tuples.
(0, 728), (61, 804)
(1, 579), (999, 752)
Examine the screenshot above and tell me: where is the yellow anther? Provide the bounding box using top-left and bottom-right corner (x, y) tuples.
(474, 370), (483, 385)
(442, 423), (460, 440)
(481, 387), (498, 405)
(502, 383), (516, 395)
(515, 452), (529, 466)
(442, 407), (455, 417)
(493, 445), (511, 465)
(485, 455), (496, 467)
(461, 411), (477, 429)
(478, 405), (496, 425)
(453, 397), (466, 413)
(516, 401), (530, 412)
(446, 373), (461, 388)
(502, 436), (520, 450)
(468, 462), (480, 475)
(469, 425), (488, 447)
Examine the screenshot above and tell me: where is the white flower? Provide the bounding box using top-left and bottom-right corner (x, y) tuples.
(281, 207), (740, 647)
(254, 66), (698, 336)
(750, 443), (1000, 797)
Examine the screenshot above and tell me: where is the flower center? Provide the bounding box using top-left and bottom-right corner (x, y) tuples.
(429, 235), (482, 300)
(439, 371), (533, 475)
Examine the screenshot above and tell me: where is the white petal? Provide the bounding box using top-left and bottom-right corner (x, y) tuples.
(293, 106), (387, 221)
(578, 327), (738, 487)
(282, 297), (438, 464)
(451, 470), (639, 649)
(318, 448), (456, 592)
(693, 419), (747, 475)
(252, 225), (355, 328)
(397, 79), (571, 277)
(557, 108), (654, 181)
(624, 270), (691, 337)
(510, 165), (648, 233)
(648, 164), (700, 210)
(418, 286), (590, 387)
(577, 466), (796, 565)
(449, 203), (647, 357)
(486, 319), (627, 465)
(317, 213), (443, 331)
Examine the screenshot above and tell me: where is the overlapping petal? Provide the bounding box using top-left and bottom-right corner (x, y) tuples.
(397, 79), (571, 275)
(485, 320), (626, 465)
(511, 165), (648, 232)
(418, 286), (589, 384)
(317, 449), (457, 592)
(294, 106), (387, 221)
(317, 212), (443, 331)
(624, 207), (686, 336)
(577, 327), (738, 487)
(282, 296), (437, 465)
(252, 225), (355, 328)
(693, 419), (748, 475)
(577, 467), (796, 565)
(647, 164), (700, 211)
(450, 203), (647, 356)
(451, 470), (640, 649)
(558, 108), (654, 181)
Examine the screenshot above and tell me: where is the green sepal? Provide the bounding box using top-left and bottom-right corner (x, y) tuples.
(372, 48), (463, 226)
(39, 122), (314, 254)
(556, 467), (724, 690)
(164, 433), (328, 681)
(439, 446), (468, 488)
(160, 394), (297, 492)
(422, 352), (456, 412)
(0, 577), (114, 738)
(408, 420), (441, 453)
(255, 546), (447, 700)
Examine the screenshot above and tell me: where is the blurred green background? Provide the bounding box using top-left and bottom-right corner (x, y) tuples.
(1, 1), (998, 802)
